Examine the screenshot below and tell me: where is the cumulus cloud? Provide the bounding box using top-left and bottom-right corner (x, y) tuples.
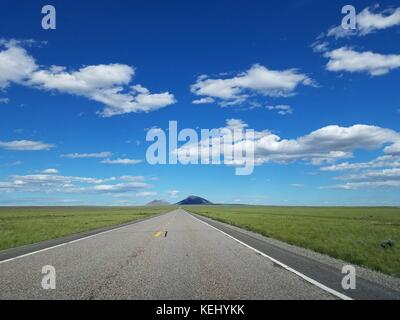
(190, 64), (313, 106)
(119, 175), (146, 182)
(100, 158), (142, 165)
(0, 40), (37, 88)
(192, 97), (215, 105)
(266, 105), (293, 115)
(327, 6), (400, 38)
(253, 124), (400, 165)
(324, 47), (400, 76)
(311, 41), (329, 53)
(92, 182), (149, 193)
(313, 6), (400, 79)
(324, 180), (400, 189)
(176, 119), (400, 167)
(320, 154), (400, 190)
(61, 152), (112, 159)
(11, 174), (109, 185)
(0, 174), (106, 193)
(0, 140), (54, 151)
(226, 118), (248, 130)
(0, 172), (152, 194)
(384, 141), (400, 155)
(324, 168), (400, 190)
(320, 155), (400, 171)
(0, 40), (176, 116)
(41, 168), (59, 174)
(336, 168), (400, 182)
(174, 119), (400, 189)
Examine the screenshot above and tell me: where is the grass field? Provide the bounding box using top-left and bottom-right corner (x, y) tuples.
(0, 206), (172, 251)
(187, 206), (400, 277)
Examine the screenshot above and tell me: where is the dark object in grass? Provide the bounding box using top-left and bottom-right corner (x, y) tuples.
(381, 240), (396, 249)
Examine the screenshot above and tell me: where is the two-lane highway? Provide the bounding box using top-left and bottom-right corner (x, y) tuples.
(0, 209), (399, 300)
(0, 209), (334, 300)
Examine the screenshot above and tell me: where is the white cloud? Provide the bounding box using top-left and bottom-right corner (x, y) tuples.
(61, 152), (112, 159)
(324, 47), (400, 76)
(0, 98), (9, 104)
(325, 47), (400, 76)
(357, 6), (400, 34)
(0, 172), (152, 194)
(0, 174), (107, 193)
(0, 140), (54, 151)
(0, 40), (37, 88)
(314, 6), (400, 79)
(176, 119), (400, 167)
(119, 175), (146, 182)
(93, 182), (149, 193)
(29, 63), (176, 117)
(41, 168), (59, 174)
(320, 155), (400, 171)
(226, 119), (248, 130)
(266, 105), (293, 115)
(327, 6), (400, 38)
(192, 97), (215, 105)
(324, 180), (400, 190)
(311, 41), (329, 53)
(337, 168), (400, 182)
(324, 168), (400, 189)
(100, 158), (142, 165)
(384, 141), (400, 155)
(290, 184), (304, 188)
(0, 40), (176, 116)
(254, 124), (400, 164)
(11, 174), (108, 185)
(191, 64), (313, 106)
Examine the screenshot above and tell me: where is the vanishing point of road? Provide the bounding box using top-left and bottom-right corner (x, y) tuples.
(0, 209), (399, 300)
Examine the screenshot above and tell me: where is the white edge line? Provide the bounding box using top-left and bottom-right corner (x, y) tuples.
(0, 213), (168, 265)
(188, 211), (353, 301)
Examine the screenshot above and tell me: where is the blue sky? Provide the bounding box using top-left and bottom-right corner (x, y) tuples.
(0, 0), (400, 206)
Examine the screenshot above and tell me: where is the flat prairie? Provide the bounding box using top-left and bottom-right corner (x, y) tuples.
(0, 206), (171, 251)
(187, 206), (400, 276)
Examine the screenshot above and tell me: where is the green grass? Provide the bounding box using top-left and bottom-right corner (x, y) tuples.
(0, 206), (172, 251)
(187, 206), (400, 277)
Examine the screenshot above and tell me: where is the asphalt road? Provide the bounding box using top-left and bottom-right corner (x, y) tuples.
(0, 209), (399, 300)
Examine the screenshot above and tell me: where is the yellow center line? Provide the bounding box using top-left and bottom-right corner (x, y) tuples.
(154, 220), (173, 237)
(154, 231), (163, 237)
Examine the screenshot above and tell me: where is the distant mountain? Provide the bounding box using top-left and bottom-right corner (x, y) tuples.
(175, 195), (213, 205)
(146, 200), (170, 206)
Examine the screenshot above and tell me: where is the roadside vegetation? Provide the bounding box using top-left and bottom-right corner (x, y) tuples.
(187, 206), (400, 277)
(0, 206), (172, 251)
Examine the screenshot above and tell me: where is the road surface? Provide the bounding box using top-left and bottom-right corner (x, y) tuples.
(0, 209), (399, 300)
